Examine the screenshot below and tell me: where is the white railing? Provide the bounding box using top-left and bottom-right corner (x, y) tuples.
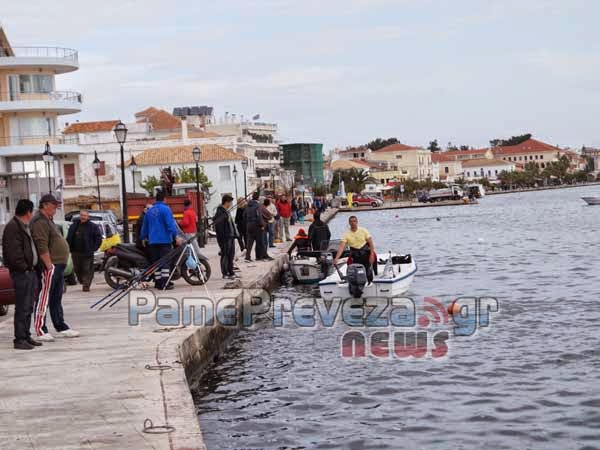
(0, 46), (78, 63)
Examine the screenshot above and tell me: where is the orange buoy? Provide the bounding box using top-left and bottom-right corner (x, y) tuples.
(447, 301), (461, 315)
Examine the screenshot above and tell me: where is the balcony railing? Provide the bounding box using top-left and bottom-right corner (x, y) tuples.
(0, 134), (80, 147)
(0, 91), (83, 104)
(0, 46), (78, 63)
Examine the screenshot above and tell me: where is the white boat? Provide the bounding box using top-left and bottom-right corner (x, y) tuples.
(288, 252), (329, 284)
(318, 253), (417, 300)
(582, 197), (600, 205)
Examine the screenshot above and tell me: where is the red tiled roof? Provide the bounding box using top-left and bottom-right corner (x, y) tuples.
(128, 144), (245, 167)
(135, 107), (181, 130)
(431, 152), (456, 162)
(492, 138), (560, 155)
(374, 143), (421, 152)
(444, 148), (490, 157)
(63, 120), (119, 134)
(462, 158), (514, 168)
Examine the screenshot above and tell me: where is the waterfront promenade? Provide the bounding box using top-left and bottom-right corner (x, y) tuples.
(0, 210), (337, 450)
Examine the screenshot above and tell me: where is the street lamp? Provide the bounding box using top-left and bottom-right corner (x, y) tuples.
(114, 120), (129, 242)
(270, 167), (276, 193)
(232, 165), (239, 199)
(42, 141), (54, 193)
(241, 158), (248, 198)
(92, 150), (102, 209)
(300, 173), (305, 205)
(192, 146), (204, 248)
(130, 155), (137, 194)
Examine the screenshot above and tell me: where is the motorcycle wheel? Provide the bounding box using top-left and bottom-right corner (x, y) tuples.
(104, 256), (130, 289)
(181, 259), (211, 286)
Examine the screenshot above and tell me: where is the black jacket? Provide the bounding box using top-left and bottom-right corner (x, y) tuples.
(66, 219), (102, 256)
(214, 205), (237, 245)
(308, 221), (331, 251)
(243, 199), (264, 227)
(2, 216), (36, 273)
(235, 207), (246, 236)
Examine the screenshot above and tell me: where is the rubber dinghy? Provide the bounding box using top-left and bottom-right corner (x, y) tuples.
(318, 253), (417, 300)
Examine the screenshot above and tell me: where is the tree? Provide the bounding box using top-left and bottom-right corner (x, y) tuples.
(428, 139), (441, 152)
(459, 145), (470, 151)
(330, 168), (369, 194)
(174, 167), (213, 190)
(489, 133), (532, 147)
(366, 137), (400, 151)
(140, 175), (160, 196)
(447, 142), (458, 151)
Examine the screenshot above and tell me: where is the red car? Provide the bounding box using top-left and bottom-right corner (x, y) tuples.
(351, 194), (383, 208)
(0, 263), (15, 316)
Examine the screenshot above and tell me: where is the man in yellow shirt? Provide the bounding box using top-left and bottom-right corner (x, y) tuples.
(333, 216), (376, 282)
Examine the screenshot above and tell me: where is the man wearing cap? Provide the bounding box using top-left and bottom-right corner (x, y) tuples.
(30, 194), (79, 341)
(2, 199), (41, 350)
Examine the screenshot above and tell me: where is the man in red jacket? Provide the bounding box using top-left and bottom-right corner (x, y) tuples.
(276, 194), (292, 242)
(180, 200), (197, 234)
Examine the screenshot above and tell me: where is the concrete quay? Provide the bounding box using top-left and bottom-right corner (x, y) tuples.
(0, 209), (338, 450)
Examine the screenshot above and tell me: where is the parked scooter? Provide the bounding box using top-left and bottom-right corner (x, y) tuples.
(103, 239), (211, 289)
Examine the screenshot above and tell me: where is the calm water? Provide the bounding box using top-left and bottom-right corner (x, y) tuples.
(192, 186), (600, 450)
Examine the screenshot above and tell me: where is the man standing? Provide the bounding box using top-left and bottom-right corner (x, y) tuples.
(31, 194), (79, 341)
(243, 192), (269, 262)
(234, 197), (247, 249)
(67, 210), (102, 292)
(333, 215), (376, 283)
(264, 198), (277, 248)
(214, 194), (238, 279)
(140, 189), (181, 290)
(276, 194), (292, 242)
(308, 210), (331, 251)
(2, 200), (41, 349)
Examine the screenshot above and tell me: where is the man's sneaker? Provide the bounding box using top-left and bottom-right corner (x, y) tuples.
(14, 340), (35, 350)
(262, 256), (274, 261)
(244, 258), (253, 263)
(26, 338), (42, 347)
(56, 329), (80, 338)
(82, 286), (90, 292)
(36, 333), (55, 342)
(223, 275), (235, 280)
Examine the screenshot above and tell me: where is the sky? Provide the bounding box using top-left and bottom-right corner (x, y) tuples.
(2, 0), (600, 152)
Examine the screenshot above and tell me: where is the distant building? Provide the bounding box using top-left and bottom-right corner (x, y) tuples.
(0, 24), (82, 222)
(491, 138), (561, 169)
(366, 143), (433, 181)
(582, 147), (600, 174)
(281, 143), (324, 185)
(431, 152), (463, 182)
(462, 158), (515, 181)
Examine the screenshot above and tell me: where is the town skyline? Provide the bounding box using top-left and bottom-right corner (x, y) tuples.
(2, 0), (600, 151)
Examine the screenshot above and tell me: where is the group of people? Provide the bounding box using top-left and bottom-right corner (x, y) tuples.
(3, 194), (104, 350)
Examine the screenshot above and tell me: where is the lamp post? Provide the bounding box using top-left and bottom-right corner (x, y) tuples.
(42, 141), (54, 193)
(92, 151), (102, 209)
(192, 146), (204, 248)
(241, 158), (248, 198)
(232, 165), (239, 199)
(114, 121), (129, 243)
(300, 173), (305, 206)
(130, 155), (137, 194)
(270, 167), (276, 193)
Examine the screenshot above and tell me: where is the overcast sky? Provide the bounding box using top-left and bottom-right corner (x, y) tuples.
(3, 0), (599, 151)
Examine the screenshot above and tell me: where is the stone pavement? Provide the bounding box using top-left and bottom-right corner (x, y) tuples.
(0, 209), (338, 450)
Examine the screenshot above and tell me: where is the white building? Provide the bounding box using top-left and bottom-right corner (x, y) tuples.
(461, 158), (515, 180)
(0, 24), (82, 221)
(126, 144), (246, 215)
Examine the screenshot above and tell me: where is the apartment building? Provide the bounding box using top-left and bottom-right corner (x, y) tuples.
(0, 24), (82, 221)
(366, 143), (434, 181)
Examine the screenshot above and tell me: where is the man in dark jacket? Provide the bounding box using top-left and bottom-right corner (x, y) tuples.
(2, 199), (40, 350)
(66, 210), (102, 291)
(234, 197), (247, 250)
(243, 192), (268, 262)
(214, 194), (238, 279)
(308, 211), (331, 251)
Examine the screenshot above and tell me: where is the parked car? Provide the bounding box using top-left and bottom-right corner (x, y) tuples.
(66, 210), (122, 234)
(351, 194), (383, 207)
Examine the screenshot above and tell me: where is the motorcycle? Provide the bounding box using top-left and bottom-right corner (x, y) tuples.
(103, 241), (211, 290)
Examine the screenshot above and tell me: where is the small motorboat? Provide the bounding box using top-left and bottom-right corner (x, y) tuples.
(318, 253), (417, 300)
(287, 251), (333, 284)
(582, 197), (600, 205)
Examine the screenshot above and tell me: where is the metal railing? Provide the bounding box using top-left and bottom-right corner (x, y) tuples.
(0, 134), (80, 147)
(0, 46), (78, 63)
(0, 90), (83, 104)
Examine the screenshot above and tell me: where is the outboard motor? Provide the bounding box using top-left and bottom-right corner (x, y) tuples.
(346, 264), (367, 298)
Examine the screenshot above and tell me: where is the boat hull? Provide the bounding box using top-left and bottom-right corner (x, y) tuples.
(582, 197), (600, 205)
(318, 255), (417, 300)
(289, 258), (325, 284)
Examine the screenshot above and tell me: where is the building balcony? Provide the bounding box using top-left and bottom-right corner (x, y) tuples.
(0, 134), (79, 147)
(0, 47), (79, 74)
(0, 90), (82, 114)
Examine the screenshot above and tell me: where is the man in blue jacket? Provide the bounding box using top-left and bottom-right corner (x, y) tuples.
(140, 189), (182, 290)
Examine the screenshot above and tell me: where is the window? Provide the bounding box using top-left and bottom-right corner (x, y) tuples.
(530, 155), (533, 160)
(535, 155), (538, 159)
(444, 166), (449, 174)
(467, 171), (470, 177)
(488, 170), (491, 176)
(495, 170), (498, 175)
(519, 156), (522, 161)
(19, 74), (53, 93)
(64, 163), (76, 185)
(219, 165), (231, 181)
(508, 157), (511, 161)
(540, 155), (544, 160)
(96, 161), (106, 176)
(396, 154), (402, 159)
